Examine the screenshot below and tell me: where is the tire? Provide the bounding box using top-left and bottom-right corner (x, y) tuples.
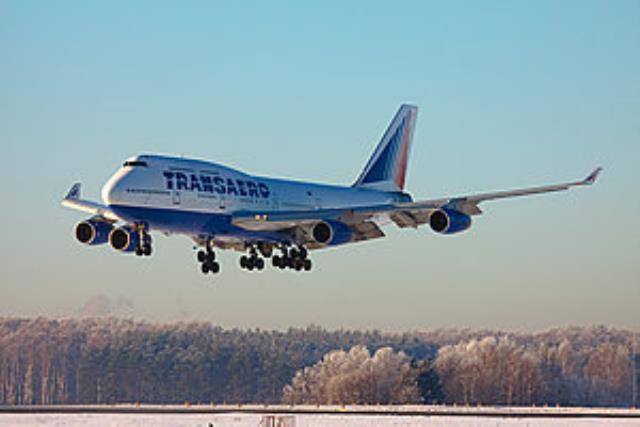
(293, 259), (303, 271)
(240, 256), (247, 268)
(197, 250), (206, 263)
(135, 247), (143, 256)
(272, 255), (280, 267)
(201, 263), (210, 274)
(143, 245), (152, 256)
(303, 259), (312, 271)
(256, 258), (265, 270)
(290, 248), (299, 259)
(207, 251), (216, 261)
(211, 262), (220, 274)
(299, 248), (308, 259)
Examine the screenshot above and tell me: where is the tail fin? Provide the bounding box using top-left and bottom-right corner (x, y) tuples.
(353, 104), (418, 192)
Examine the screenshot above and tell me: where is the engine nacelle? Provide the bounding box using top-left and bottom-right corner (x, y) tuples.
(429, 208), (472, 235)
(109, 226), (140, 252)
(309, 220), (353, 246)
(74, 220), (113, 246)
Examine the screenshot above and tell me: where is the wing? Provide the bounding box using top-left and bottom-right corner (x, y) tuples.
(394, 166), (603, 221)
(232, 167), (602, 241)
(61, 183), (120, 222)
(232, 206), (389, 245)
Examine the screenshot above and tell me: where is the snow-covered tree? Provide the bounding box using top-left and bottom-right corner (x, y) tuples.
(282, 345), (420, 404)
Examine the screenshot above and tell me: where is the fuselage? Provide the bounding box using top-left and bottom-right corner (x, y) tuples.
(102, 154), (410, 241)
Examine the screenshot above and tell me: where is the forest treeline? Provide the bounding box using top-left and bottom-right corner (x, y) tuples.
(0, 318), (637, 407)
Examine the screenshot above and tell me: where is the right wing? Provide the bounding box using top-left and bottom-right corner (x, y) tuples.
(61, 183), (120, 222)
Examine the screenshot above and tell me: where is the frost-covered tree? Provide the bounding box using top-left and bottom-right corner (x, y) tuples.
(282, 346), (420, 404)
(435, 336), (543, 405)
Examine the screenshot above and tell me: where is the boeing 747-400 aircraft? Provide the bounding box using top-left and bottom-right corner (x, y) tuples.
(62, 105), (601, 276)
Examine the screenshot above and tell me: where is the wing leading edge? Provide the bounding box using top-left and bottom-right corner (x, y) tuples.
(398, 166), (603, 217)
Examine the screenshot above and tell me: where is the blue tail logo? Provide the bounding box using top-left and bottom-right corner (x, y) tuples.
(354, 104), (417, 192)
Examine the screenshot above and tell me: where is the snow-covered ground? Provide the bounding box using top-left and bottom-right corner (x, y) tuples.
(1, 413), (640, 426)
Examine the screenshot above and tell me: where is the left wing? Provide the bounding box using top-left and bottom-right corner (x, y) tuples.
(394, 166), (603, 220)
(61, 183), (120, 222)
(232, 167), (602, 240)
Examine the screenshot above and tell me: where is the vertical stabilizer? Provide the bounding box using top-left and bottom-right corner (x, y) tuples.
(353, 104), (418, 192)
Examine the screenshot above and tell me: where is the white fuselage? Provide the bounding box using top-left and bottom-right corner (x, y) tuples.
(102, 154), (408, 238)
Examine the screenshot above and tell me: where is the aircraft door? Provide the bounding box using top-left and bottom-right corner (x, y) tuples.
(219, 195), (227, 211)
(271, 192), (280, 211)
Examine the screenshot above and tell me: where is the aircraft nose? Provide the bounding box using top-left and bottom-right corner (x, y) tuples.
(101, 172), (126, 205)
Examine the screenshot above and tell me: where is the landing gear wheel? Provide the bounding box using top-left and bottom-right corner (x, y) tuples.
(197, 250), (206, 263)
(201, 263), (210, 274)
(135, 247), (143, 256)
(303, 259), (312, 271)
(211, 262), (220, 274)
(143, 244), (152, 256)
(256, 258), (265, 270)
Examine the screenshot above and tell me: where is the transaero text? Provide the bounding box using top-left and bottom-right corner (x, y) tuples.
(163, 171), (270, 198)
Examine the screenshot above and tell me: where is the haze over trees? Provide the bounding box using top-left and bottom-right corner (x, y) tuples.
(0, 318), (637, 407)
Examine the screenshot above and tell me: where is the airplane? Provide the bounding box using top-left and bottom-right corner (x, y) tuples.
(62, 104), (601, 276)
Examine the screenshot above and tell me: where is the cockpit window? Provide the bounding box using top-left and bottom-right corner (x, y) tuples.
(123, 160), (148, 168)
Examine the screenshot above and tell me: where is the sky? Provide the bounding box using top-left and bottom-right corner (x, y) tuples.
(0, 0), (638, 332)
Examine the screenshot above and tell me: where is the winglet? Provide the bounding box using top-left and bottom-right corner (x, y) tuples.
(65, 183), (81, 200)
(580, 167), (603, 186)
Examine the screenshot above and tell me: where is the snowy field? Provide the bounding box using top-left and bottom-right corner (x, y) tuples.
(1, 413), (640, 427)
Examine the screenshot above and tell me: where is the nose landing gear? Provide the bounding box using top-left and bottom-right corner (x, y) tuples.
(134, 226), (152, 257)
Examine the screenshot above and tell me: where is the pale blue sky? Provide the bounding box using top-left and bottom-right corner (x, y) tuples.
(0, 1), (638, 331)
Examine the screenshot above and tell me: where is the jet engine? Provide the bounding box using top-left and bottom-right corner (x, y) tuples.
(74, 220), (113, 245)
(109, 226), (140, 252)
(429, 208), (472, 235)
(308, 220), (353, 246)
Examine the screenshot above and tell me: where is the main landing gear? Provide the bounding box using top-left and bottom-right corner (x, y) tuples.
(239, 244), (312, 273)
(239, 247), (265, 272)
(197, 244), (220, 275)
(135, 227), (152, 257)
(272, 246), (312, 272)
(194, 242), (313, 275)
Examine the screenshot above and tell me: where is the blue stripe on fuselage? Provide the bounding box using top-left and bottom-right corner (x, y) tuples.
(109, 204), (288, 243)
